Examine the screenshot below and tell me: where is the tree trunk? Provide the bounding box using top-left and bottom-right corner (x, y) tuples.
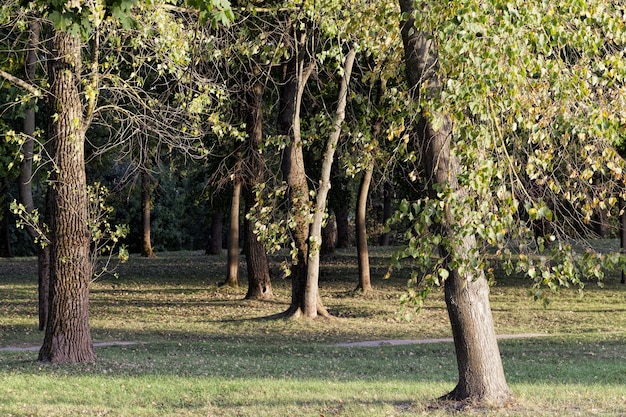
(355, 163), (373, 292)
(39, 29), (95, 363)
(619, 197), (626, 284)
(379, 182), (393, 246)
(223, 180), (241, 287)
(277, 28), (316, 318)
(242, 68), (272, 300)
(399, 0), (511, 405)
(335, 207), (350, 248)
(206, 209), (223, 255)
(320, 213), (336, 254)
(244, 197), (273, 300)
(18, 16), (49, 330)
(0, 180), (12, 257)
(141, 170), (155, 258)
(305, 47), (356, 318)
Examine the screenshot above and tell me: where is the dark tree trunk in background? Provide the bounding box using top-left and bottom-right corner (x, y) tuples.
(39, 29), (95, 363)
(335, 208), (350, 248)
(18, 17), (49, 330)
(0, 180), (12, 257)
(355, 164), (373, 292)
(619, 197), (626, 284)
(223, 181), (241, 287)
(400, 0), (511, 405)
(141, 170), (155, 258)
(321, 213), (337, 254)
(206, 209), (223, 255)
(242, 70), (272, 300)
(379, 182), (393, 246)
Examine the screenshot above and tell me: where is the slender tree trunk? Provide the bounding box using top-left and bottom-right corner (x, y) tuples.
(305, 47), (356, 318)
(335, 208), (350, 248)
(399, 0), (511, 405)
(39, 29), (95, 363)
(223, 180), (241, 287)
(18, 17), (49, 330)
(278, 30), (315, 318)
(0, 180), (12, 258)
(320, 213), (336, 254)
(619, 197), (626, 284)
(355, 163), (373, 292)
(141, 170), (155, 258)
(206, 209), (223, 255)
(379, 182), (393, 246)
(242, 69), (272, 300)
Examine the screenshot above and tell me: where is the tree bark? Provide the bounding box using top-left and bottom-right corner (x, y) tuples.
(242, 68), (272, 300)
(141, 170), (155, 258)
(399, 0), (511, 405)
(223, 180), (241, 287)
(355, 163), (373, 292)
(39, 29), (95, 363)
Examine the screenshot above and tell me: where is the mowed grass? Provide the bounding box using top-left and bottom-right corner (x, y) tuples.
(1, 247), (626, 416)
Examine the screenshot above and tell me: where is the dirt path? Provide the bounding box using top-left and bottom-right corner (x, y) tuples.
(334, 333), (549, 347)
(0, 341), (140, 352)
(0, 334), (549, 351)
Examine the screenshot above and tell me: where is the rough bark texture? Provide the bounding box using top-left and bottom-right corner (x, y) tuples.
(223, 180), (241, 287)
(141, 170), (155, 258)
(355, 164), (373, 292)
(399, 0), (512, 405)
(242, 72), (272, 300)
(39, 30), (95, 363)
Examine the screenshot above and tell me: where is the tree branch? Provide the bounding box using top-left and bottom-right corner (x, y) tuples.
(0, 69), (43, 97)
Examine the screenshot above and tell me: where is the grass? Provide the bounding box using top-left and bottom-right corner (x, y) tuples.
(1, 246), (626, 416)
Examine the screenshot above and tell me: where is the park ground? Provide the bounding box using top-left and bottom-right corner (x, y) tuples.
(1, 246), (625, 416)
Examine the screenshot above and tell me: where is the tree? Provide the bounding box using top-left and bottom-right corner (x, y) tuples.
(394, 0), (626, 406)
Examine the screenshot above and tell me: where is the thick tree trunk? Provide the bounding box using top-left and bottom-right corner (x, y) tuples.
(399, 0), (511, 405)
(242, 70), (272, 300)
(141, 170), (155, 258)
(223, 180), (241, 287)
(379, 182), (393, 246)
(206, 209), (223, 255)
(39, 30), (95, 363)
(355, 163), (373, 292)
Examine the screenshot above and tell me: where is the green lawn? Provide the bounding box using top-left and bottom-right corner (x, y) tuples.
(1, 248), (625, 416)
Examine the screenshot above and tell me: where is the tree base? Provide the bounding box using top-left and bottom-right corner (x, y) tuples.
(438, 385), (513, 409)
